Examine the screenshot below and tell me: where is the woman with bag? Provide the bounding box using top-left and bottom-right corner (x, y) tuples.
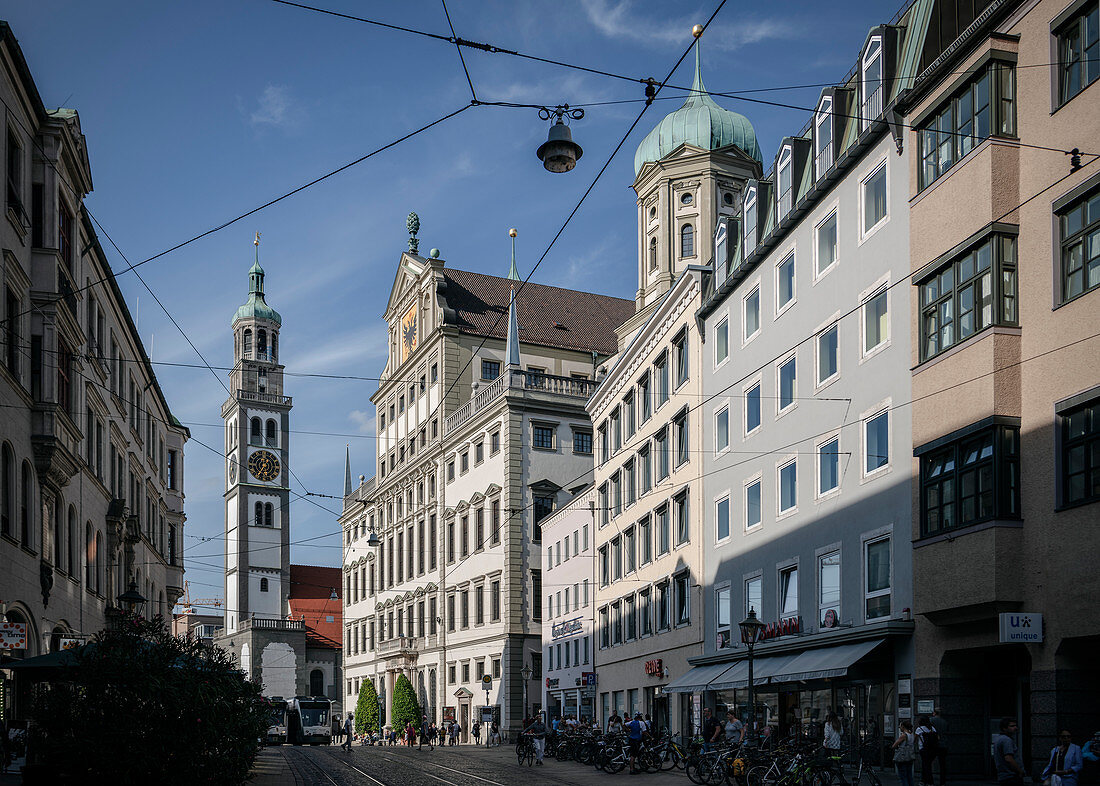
(915, 716), (940, 786)
(893, 720), (917, 786)
(1043, 730), (1084, 786)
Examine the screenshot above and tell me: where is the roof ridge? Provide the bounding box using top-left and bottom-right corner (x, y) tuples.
(446, 267), (634, 304)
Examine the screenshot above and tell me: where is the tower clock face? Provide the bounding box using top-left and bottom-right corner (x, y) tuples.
(248, 450), (281, 482)
(400, 304), (418, 362)
(228, 458), (238, 485)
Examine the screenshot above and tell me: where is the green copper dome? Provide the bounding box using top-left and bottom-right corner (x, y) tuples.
(232, 259), (282, 326)
(634, 43), (762, 175)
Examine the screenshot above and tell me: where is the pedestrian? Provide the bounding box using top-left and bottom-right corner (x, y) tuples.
(824, 713), (844, 751)
(342, 713), (354, 752)
(627, 712), (646, 774)
(1082, 732), (1100, 786)
(930, 708), (949, 786)
(1042, 730), (1084, 786)
(491, 721), (500, 746)
(916, 715), (940, 786)
(522, 714), (548, 766)
(608, 713), (623, 735)
(725, 710), (745, 744)
(992, 718), (1027, 786)
(472, 720), (481, 746)
(702, 707), (722, 752)
(893, 720), (918, 786)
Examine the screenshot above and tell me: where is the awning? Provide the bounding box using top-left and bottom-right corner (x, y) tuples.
(664, 661), (739, 694)
(700, 639), (885, 690)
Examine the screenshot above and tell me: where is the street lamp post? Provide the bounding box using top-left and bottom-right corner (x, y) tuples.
(521, 663), (532, 724)
(117, 579), (147, 616)
(738, 607), (765, 745)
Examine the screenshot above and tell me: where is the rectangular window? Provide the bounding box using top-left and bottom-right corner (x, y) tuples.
(777, 146), (793, 217)
(639, 587), (652, 636)
(715, 318), (729, 364)
(920, 234), (1017, 361)
(1057, 4), (1100, 105)
(819, 437), (840, 496)
(674, 572), (690, 625)
(780, 565), (799, 618)
(490, 579), (500, 621)
(655, 353), (669, 407)
(447, 520), (455, 563)
(599, 545), (610, 586)
(475, 585), (485, 624)
(920, 423), (1020, 536)
(531, 569), (542, 622)
(656, 581), (671, 631)
(599, 484), (609, 528)
(612, 536), (622, 580)
(625, 595), (637, 641)
(624, 459), (636, 506)
(447, 461), (455, 481)
(624, 392), (635, 439)
(779, 459), (797, 513)
(745, 576), (761, 616)
(461, 451), (469, 473)
(1059, 186), (1100, 302)
(475, 441), (484, 464)
(862, 162), (887, 235)
(819, 551), (841, 625)
(1062, 397), (1100, 506)
(673, 330), (689, 387)
(655, 428), (670, 480)
(639, 515), (652, 564)
(816, 324), (838, 385)
(746, 478), (761, 529)
(475, 508), (485, 551)
(918, 62), (1015, 190)
(447, 594), (456, 631)
(864, 410), (889, 475)
(533, 424), (554, 450)
(624, 526), (636, 574)
(674, 491), (689, 544)
(746, 382), (761, 434)
(716, 585), (730, 646)
(460, 516), (469, 558)
(674, 410), (688, 467)
(533, 495), (551, 542)
(490, 430), (500, 454)
(481, 359), (501, 380)
(599, 606), (610, 649)
(863, 287), (889, 354)
(639, 446), (652, 494)
(816, 211), (838, 277)
(656, 505), (670, 555)
(573, 429), (592, 455)
(716, 495), (730, 541)
(639, 373), (652, 422)
(865, 537), (891, 620)
(777, 253), (795, 311)
(744, 286), (760, 340)
(778, 355), (796, 412)
(611, 408), (621, 453)
(715, 407), (729, 453)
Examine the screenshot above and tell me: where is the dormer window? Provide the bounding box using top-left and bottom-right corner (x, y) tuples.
(743, 185), (758, 257)
(777, 146), (793, 218)
(862, 36), (884, 126)
(815, 97), (834, 177)
(714, 221), (728, 282)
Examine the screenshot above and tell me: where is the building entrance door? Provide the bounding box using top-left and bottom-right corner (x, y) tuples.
(460, 701), (470, 743)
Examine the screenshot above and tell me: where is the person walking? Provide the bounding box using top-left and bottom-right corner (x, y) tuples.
(916, 715), (940, 786)
(1042, 731), (1084, 786)
(930, 708), (949, 786)
(993, 718), (1027, 786)
(342, 714), (354, 752)
(702, 708), (722, 752)
(725, 710), (745, 745)
(523, 714), (548, 766)
(893, 720), (918, 786)
(472, 720), (481, 746)
(627, 712), (646, 774)
(824, 713), (844, 752)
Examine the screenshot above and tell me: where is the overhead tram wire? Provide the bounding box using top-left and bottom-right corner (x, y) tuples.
(440, 0), (476, 102)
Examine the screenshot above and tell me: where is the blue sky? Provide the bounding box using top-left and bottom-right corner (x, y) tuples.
(6, 0), (893, 601)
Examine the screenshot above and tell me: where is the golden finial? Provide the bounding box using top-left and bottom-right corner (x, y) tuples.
(692, 24), (704, 38)
(254, 231), (261, 247)
(509, 228), (518, 238)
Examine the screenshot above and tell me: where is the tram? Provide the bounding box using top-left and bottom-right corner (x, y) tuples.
(266, 697), (289, 745)
(287, 696), (332, 746)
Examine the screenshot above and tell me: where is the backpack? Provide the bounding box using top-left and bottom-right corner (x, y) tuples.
(920, 727), (939, 752)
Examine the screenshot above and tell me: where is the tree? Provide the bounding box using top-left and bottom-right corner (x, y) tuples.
(30, 614), (269, 785)
(391, 673), (421, 733)
(355, 678), (380, 736)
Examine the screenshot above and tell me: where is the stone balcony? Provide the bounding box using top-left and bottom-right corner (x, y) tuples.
(240, 616), (305, 632)
(444, 369), (598, 435)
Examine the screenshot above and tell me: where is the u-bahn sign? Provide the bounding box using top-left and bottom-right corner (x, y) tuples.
(0, 622), (27, 650)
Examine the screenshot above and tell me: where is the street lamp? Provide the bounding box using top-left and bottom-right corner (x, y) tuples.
(738, 607), (766, 745)
(521, 663), (532, 723)
(536, 107), (584, 173)
(117, 579), (147, 616)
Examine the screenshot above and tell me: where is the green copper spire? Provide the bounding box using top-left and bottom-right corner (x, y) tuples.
(507, 228), (520, 281)
(233, 232), (282, 326)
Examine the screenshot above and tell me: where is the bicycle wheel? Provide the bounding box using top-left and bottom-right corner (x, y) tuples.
(746, 764), (772, 786)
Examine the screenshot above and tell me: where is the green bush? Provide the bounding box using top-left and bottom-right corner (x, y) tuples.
(355, 678), (380, 736)
(391, 673), (421, 733)
(30, 613), (268, 785)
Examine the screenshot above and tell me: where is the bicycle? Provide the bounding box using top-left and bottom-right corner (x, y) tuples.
(516, 733), (535, 767)
(817, 747), (883, 786)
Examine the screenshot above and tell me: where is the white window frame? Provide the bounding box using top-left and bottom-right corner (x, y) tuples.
(742, 279), (762, 346)
(744, 572), (763, 617)
(743, 185), (758, 257)
(859, 276), (891, 360)
(859, 157), (889, 242)
(777, 560), (799, 620)
(813, 207), (840, 282)
(815, 321), (841, 389)
(815, 96), (834, 179)
(776, 352), (797, 417)
(715, 582), (732, 647)
(714, 402), (730, 455)
(817, 546), (842, 627)
(861, 402), (891, 480)
(714, 314), (730, 369)
(715, 490), (731, 544)
(862, 528), (893, 623)
(744, 474), (763, 532)
(777, 145), (794, 219)
(861, 36), (883, 129)
(744, 375), (763, 439)
(775, 248), (796, 318)
(777, 455), (798, 518)
(816, 432), (842, 500)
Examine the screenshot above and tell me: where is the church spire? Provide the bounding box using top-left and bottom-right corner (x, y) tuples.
(343, 444), (353, 498)
(507, 227), (521, 281)
(505, 228), (521, 368)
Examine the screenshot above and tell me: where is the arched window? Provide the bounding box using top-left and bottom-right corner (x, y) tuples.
(250, 417), (261, 445)
(68, 505), (77, 577)
(260, 577), (269, 592)
(53, 496), (62, 567)
(243, 329), (252, 357)
(254, 501), (263, 527)
(258, 329), (267, 357)
(95, 530), (103, 592)
(85, 522), (93, 586)
(264, 503), (273, 527)
(1, 443), (13, 538)
(680, 224), (695, 257)
(265, 419), (277, 447)
(20, 462), (32, 547)
(310, 669), (324, 697)
(271, 333), (277, 361)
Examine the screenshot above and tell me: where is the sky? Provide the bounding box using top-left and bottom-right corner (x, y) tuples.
(5, 0), (895, 604)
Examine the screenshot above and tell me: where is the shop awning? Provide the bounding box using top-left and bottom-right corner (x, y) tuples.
(664, 661), (739, 694)
(703, 639), (885, 690)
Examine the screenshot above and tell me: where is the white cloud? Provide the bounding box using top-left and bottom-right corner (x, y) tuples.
(281, 324), (389, 374)
(578, 0), (789, 51)
(249, 84), (302, 130)
(347, 410), (376, 435)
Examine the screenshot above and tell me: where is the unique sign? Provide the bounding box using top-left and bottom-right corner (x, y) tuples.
(999, 613), (1043, 643)
(552, 617), (584, 640)
(0, 622), (27, 651)
(758, 616), (802, 641)
(644, 658), (663, 676)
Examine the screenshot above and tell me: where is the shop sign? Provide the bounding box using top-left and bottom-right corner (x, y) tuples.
(552, 617), (584, 639)
(758, 616), (801, 641)
(999, 613), (1042, 643)
(644, 658), (663, 676)
(581, 672), (596, 686)
(547, 678), (559, 689)
(58, 637), (82, 651)
(821, 609), (840, 629)
(916, 700), (935, 715)
(0, 622), (27, 650)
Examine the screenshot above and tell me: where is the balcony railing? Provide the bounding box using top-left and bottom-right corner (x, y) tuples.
(445, 369), (599, 435)
(253, 350), (276, 363)
(240, 616), (305, 632)
(862, 87), (883, 126)
(237, 389), (292, 406)
(377, 636), (419, 656)
(815, 145), (834, 179)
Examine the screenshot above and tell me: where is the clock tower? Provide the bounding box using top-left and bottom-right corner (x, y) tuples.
(222, 237), (291, 633)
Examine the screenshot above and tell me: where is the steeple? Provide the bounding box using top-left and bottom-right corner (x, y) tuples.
(233, 233), (282, 327)
(505, 228), (521, 368)
(343, 444), (353, 498)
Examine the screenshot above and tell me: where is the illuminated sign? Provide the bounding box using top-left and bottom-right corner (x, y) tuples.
(552, 617), (583, 640)
(644, 659), (663, 676)
(0, 622), (27, 651)
(758, 616), (802, 641)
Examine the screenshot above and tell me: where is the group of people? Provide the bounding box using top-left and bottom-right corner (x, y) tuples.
(335, 713), (488, 750)
(890, 709), (949, 786)
(470, 720), (503, 746)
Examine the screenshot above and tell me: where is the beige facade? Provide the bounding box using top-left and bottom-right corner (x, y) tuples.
(901, 0), (1100, 775)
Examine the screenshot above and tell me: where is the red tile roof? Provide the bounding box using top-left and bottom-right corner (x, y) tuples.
(288, 565), (342, 650)
(440, 269), (635, 357)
